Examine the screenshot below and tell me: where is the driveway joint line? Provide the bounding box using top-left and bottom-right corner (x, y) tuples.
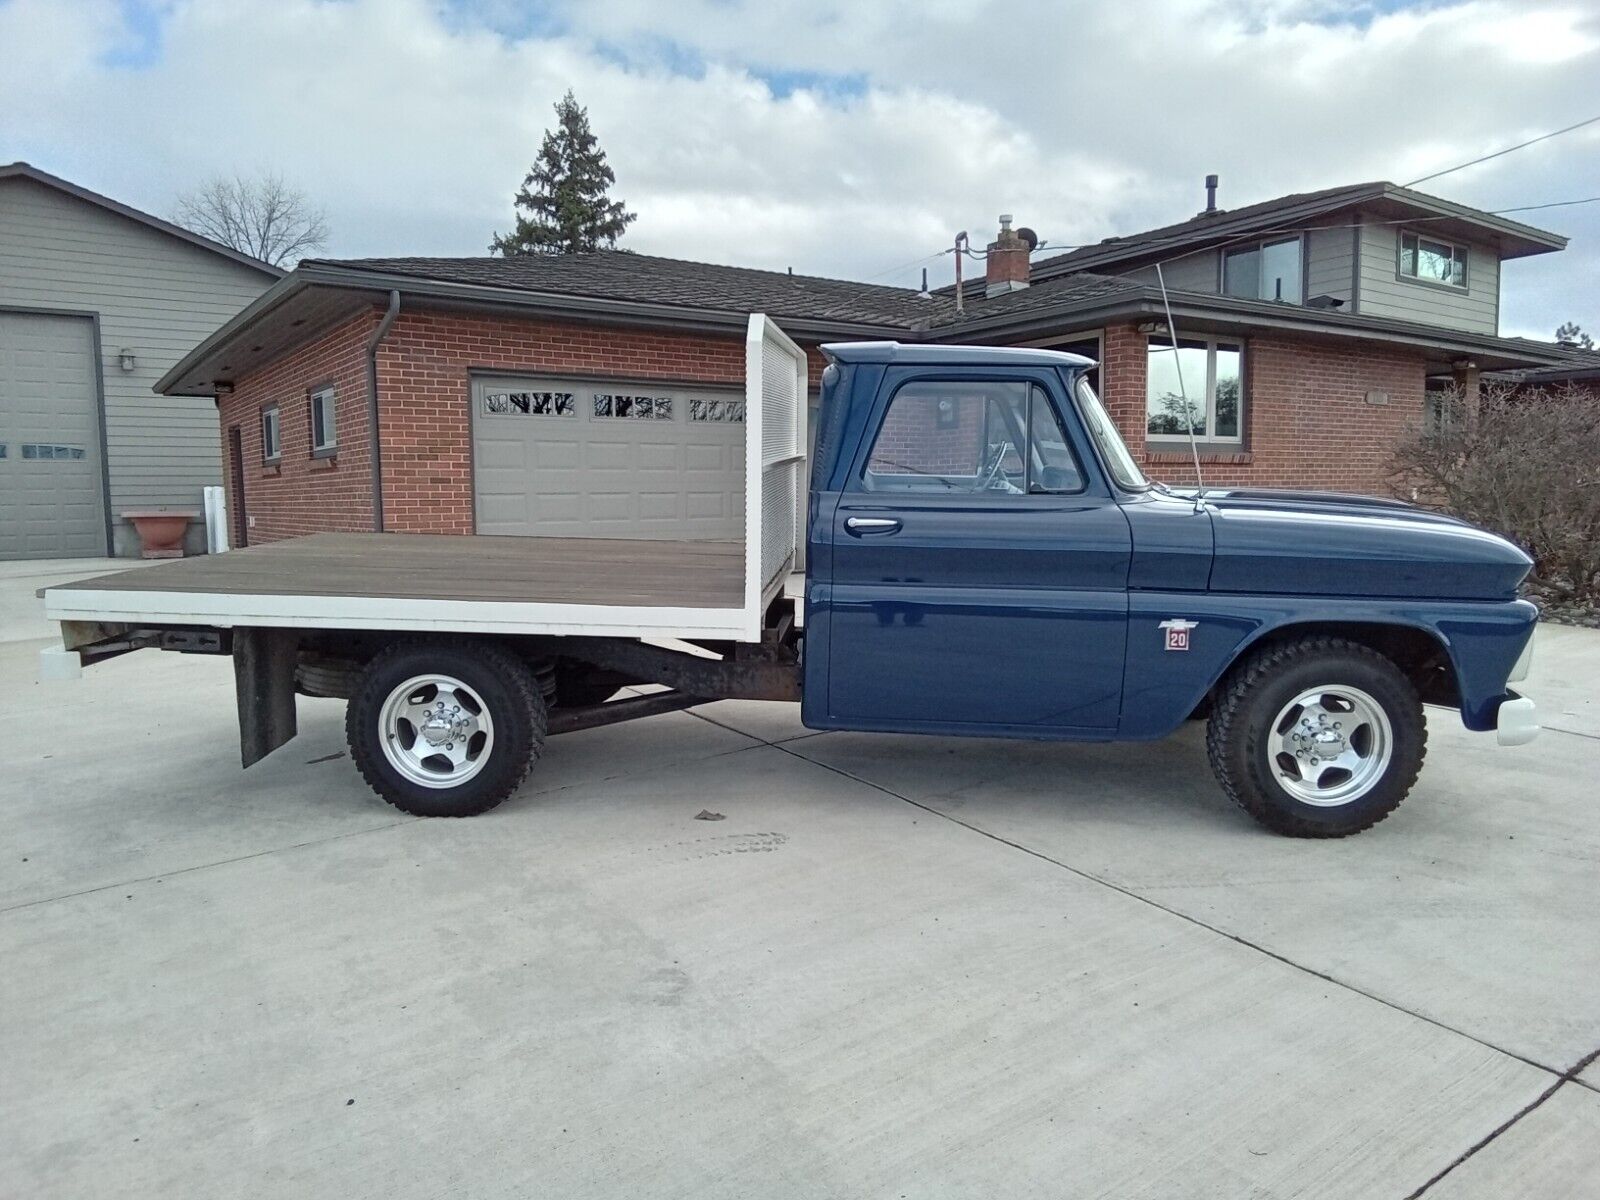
(0, 819), (415, 915)
(1403, 1044), (1600, 1198)
(683, 707), (829, 746)
(775, 741), (1573, 1084)
(1543, 724), (1600, 743)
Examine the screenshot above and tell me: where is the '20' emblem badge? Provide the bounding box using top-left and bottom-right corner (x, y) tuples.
(1158, 619), (1198, 652)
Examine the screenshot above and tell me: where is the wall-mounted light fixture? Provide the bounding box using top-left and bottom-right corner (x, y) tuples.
(215, 382), (235, 395)
(118, 348), (137, 373)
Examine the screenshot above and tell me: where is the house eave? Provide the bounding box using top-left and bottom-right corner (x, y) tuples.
(157, 264), (914, 394)
(929, 286), (1585, 372)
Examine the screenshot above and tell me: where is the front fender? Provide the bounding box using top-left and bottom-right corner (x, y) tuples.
(1118, 593), (1537, 739)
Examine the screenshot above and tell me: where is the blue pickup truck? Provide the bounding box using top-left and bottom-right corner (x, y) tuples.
(42, 322), (1539, 838)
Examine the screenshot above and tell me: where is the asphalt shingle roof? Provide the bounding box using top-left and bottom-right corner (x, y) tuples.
(308, 250), (1145, 334)
(310, 251), (954, 329)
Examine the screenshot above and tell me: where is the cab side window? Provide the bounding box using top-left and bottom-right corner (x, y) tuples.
(863, 380), (1083, 494)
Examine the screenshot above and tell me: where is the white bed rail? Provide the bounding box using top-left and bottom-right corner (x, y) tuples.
(743, 314), (808, 641)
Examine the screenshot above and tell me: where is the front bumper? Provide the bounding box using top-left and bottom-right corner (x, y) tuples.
(1496, 693), (1540, 746)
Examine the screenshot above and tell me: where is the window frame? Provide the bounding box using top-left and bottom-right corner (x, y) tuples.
(859, 376), (1087, 497)
(1222, 235), (1304, 304)
(1145, 336), (1246, 446)
(260, 403), (282, 465)
(308, 383), (338, 458)
(1397, 230), (1469, 290)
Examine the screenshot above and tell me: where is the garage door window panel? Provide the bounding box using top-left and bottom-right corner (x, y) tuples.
(594, 394), (674, 419)
(483, 390), (575, 417)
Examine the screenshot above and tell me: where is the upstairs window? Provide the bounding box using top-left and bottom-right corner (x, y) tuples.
(260, 404), (281, 463)
(1147, 338), (1244, 443)
(1223, 236), (1302, 304)
(309, 385), (337, 456)
(1400, 231), (1467, 288)
(864, 380), (1084, 495)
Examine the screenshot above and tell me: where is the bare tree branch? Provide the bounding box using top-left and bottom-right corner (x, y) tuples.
(174, 171), (330, 267)
(1390, 381), (1600, 602)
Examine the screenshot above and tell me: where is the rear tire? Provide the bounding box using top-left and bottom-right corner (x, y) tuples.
(346, 639), (547, 817)
(1206, 637), (1426, 838)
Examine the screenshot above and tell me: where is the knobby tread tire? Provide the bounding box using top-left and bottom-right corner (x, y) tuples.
(346, 638), (548, 818)
(1205, 636), (1427, 838)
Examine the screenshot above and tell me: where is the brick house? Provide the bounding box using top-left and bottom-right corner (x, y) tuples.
(155, 178), (1580, 547)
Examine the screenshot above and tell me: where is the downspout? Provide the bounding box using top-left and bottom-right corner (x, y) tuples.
(365, 290), (401, 532)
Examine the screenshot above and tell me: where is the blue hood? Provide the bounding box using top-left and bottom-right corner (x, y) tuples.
(1199, 487), (1533, 600)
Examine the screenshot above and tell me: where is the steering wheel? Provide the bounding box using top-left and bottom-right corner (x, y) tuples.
(979, 441), (1014, 490)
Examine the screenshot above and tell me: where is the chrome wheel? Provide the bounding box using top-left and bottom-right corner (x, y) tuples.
(1269, 685), (1392, 807)
(377, 674), (495, 790)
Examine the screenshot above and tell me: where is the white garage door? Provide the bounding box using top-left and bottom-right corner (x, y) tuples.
(472, 375), (745, 540)
(0, 312), (105, 560)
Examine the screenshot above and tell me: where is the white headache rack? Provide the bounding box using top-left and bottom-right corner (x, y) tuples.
(744, 312), (809, 641)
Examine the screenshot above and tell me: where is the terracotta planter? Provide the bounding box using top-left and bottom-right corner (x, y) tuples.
(122, 510), (199, 559)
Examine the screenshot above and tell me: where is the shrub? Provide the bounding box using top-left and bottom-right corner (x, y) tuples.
(1390, 381), (1600, 602)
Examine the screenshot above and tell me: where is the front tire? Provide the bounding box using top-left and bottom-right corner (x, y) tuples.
(346, 639), (547, 817)
(1206, 637), (1426, 837)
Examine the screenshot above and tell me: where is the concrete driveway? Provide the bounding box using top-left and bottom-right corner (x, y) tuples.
(2, 561), (1598, 1198)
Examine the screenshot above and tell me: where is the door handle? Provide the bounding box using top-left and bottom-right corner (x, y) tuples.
(845, 517), (901, 535)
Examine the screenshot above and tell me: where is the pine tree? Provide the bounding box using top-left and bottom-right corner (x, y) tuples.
(491, 91), (636, 256)
(1555, 321), (1594, 350)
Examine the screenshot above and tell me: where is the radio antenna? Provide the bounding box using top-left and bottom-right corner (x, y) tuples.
(1154, 262), (1206, 511)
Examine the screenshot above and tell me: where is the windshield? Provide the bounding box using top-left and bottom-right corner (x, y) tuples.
(1074, 376), (1148, 491)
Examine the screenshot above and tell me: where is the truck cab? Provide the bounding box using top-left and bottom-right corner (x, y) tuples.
(800, 341), (1538, 835)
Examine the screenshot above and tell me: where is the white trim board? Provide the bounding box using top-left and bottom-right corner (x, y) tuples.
(42, 587), (749, 641)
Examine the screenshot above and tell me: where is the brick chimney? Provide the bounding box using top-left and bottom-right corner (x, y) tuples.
(985, 214), (1030, 297)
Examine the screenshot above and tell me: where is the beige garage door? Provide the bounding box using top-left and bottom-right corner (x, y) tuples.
(0, 312), (106, 560)
(472, 375), (745, 540)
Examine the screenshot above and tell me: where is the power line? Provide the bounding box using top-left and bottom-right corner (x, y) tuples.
(1493, 196), (1600, 215)
(1404, 114), (1600, 187)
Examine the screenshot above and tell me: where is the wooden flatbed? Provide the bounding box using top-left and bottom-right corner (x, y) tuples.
(43, 532), (754, 640)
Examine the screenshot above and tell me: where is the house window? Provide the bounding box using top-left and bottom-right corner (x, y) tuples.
(689, 397), (746, 423)
(1223, 237), (1302, 304)
(593, 394), (673, 419)
(864, 380), (1084, 494)
(261, 405), (281, 463)
(20, 443), (85, 460)
(1400, 232), (1467, 288)
(309, 386), (337, 456)
(483, 390), (575, 416)
(1423, 387), (1462, 435)
(1146, 338), (1244, 442)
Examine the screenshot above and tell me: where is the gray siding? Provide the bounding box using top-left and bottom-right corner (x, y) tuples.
(1354, 212), (1499, 334)
(1305, 225), (1356, 306)
(1118, 250), (1219, 293)
(0, 177), (273, 552)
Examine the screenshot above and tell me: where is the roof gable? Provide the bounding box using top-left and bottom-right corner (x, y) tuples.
(0, 162), (283, 279)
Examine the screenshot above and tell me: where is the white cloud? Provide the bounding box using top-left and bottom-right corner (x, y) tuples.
(0, 0), (1594, 336)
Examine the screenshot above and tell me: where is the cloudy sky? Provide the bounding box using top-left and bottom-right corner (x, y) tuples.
(2, 0), (1596, 338)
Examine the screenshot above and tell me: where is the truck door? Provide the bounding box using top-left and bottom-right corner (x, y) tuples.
(807, 368), (1131, 734)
